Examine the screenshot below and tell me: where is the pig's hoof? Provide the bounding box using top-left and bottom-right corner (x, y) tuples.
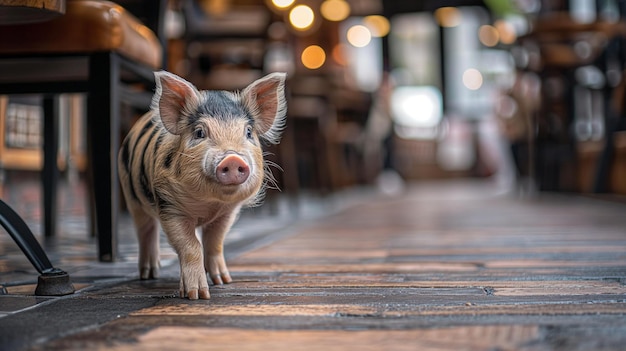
(205, 255), (232, 285)
(140, 267), (159, 280)
(209, 272), (232, 285)
(183, 287), (210, 300)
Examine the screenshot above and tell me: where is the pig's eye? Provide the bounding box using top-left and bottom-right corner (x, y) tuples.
(193, 128), (206, 139)
(245, 126), (253, 140)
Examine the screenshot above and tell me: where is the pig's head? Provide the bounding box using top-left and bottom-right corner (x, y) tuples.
(152, 71), (286, 205)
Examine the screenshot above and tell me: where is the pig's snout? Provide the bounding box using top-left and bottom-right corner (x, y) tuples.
(216, 154), (250, 185)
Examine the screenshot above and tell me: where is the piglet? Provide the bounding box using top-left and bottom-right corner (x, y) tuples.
(118, 71), (287, 299)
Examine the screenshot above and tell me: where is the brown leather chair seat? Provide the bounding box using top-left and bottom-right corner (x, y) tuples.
(0, 0), (161, 69)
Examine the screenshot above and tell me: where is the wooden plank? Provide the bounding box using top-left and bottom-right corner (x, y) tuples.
(131, 302), (626, 318)
(213, 277), (626, 296)
(105, 326), (540, 351)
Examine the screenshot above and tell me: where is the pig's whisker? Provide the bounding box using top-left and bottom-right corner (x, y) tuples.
(263, 161), (282, 191)
(264, 159), (284, 173)
(177, 152), (196, 159)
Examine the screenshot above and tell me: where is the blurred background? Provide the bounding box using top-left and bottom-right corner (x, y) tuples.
(1, 0), (626, 202)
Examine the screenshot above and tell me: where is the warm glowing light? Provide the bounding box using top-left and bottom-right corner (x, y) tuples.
(462, 68), (483, 90)
(495, 20), (517, 45)
(346, 25), (371, 47)
(320, 0), (350, 22)
(478, 25), (499, 47)
(301, 45), (326, 69)
(271, 0), (294, 9)
(434, 7), (461, 27)
(363, 15), (390, 37)
(289, 5), (315, 30)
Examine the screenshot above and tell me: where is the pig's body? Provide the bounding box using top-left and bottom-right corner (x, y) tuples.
(118, 71), (286, 300)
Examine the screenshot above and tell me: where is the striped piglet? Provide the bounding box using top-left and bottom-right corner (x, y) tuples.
(118, 71), (286, 299)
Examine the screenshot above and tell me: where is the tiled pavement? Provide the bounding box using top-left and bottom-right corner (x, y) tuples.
(1, 176), (626, 350)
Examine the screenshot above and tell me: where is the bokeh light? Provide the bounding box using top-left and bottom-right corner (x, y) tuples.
(495, 19), (517, 45)
(462, 68), (483, 90)
(301, 45), (326, 69)
(289, 5), (315, 30)
(478, 25), (499, 47)
(391, 86), (443, 128)
(346, 25), (371, 47)
(434, 7), (461, 27)
(363, 15), (390, 37)
(271, 0), (294, 9)
(320, 0), (350, 22)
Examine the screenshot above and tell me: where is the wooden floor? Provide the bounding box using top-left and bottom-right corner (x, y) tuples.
(5, 181), (626, 350)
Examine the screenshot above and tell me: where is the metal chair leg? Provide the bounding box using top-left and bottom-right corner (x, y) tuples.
(0, 199), (74, 296)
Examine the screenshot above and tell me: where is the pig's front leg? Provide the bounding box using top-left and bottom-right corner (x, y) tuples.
(161, 216), (210, 300)
(202, 211), (238, 285)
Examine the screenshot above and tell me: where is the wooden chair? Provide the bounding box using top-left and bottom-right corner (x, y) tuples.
(520, 12), (626, 192)
(0, 0), (165, 261)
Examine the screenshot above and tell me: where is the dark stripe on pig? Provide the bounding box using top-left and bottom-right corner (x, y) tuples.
(163, 149), (174, 169)
(139, 126), (159, 205)
(154, 189), (171, 213)
(137, 118), (155, 143)
(130, 117), (155, 164)
(129, 124), (149, 204)
(120, 137), (139, 202)
(139, 173), (153, 205)
(121, 137), (131, 172)
(153, 129), (166, 157)
(174, 153), (183, 177)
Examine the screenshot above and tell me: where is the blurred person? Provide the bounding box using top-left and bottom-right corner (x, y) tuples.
(363, 71), (405, 195)
(495, 71), (541, 193)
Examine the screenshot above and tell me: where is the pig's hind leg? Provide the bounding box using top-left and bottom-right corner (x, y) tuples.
(130, 207), (161, 280)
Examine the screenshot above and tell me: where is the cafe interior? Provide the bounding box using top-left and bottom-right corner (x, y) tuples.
(0, 0), (625, 261)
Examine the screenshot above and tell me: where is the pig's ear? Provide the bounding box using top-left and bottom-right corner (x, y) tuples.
(241, 72), (287, 144)
(152, 71), (201, 135)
